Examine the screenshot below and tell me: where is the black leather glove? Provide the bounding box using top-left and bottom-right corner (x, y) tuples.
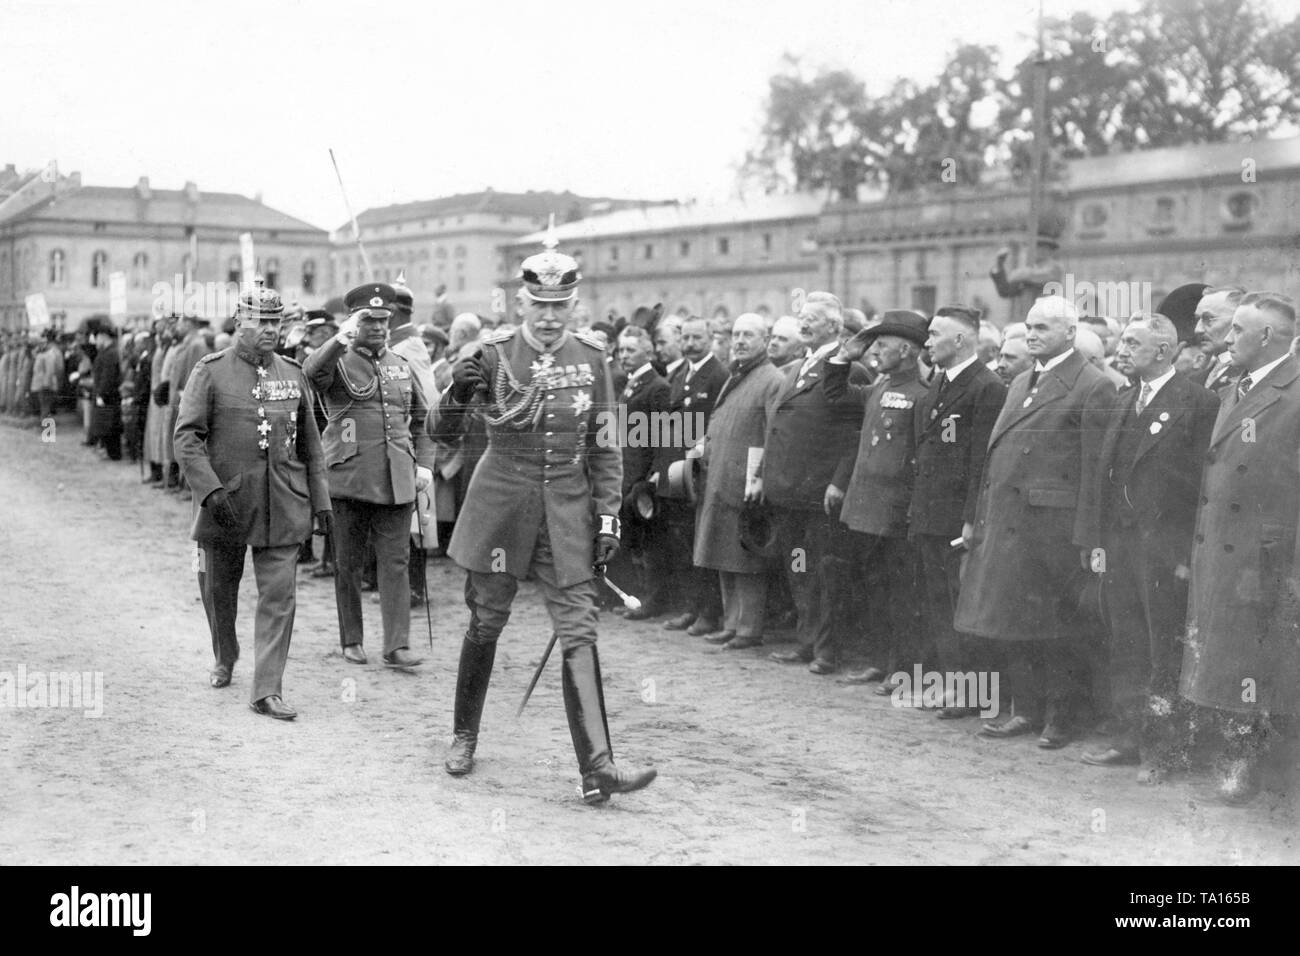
(314, 510), (333, 536)
(594, 535), (620, 569)
(152, 381), (170, 405)
(204, 488), (238, 529)
(450, 350), (488, 403)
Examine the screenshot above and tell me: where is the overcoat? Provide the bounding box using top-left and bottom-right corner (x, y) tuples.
(954, 349), (1114, 641)
(429, 326), (621, 589)
(1181, 357), (1300, 715)
(174, 343), (330, 547)
(694, 356), (785, 573)
(143, 343), (170, 464)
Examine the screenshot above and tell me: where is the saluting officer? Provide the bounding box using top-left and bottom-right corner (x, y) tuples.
(430, 230), (658, 805)
(174, 287), (332, 719)
(304, 283), (434, 668)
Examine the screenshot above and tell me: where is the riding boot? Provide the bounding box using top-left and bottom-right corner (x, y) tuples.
(443, 625), (498, 776)
(561, 644), (657, 804)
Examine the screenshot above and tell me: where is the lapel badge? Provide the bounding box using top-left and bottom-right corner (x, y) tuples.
(1159, 412), (1169, 422)
(1149, 422), (1162, 435)
(1022, 396), (1033, 408)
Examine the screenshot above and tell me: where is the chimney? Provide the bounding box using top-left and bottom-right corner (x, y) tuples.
(184, 181), (199, 203)
(135, 176), (151, 200)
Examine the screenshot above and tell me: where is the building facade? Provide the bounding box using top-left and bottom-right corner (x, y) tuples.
(0, 167), (331, 331)
(501, 138), (1300, 327)
(500, 195), (825, 322)
(332, 190), (664, 321)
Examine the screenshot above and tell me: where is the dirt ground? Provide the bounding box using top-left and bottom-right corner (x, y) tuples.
(0, 414), (1297, 866)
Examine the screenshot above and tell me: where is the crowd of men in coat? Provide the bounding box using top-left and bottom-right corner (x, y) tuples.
(594, 282), (1299, 808)
(6, 272), (1298, 806)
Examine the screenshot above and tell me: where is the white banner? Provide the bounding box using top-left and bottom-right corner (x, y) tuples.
(109, 271), (127, 320)
(239, 233), (256, 289)
(25, 293), (50, 330)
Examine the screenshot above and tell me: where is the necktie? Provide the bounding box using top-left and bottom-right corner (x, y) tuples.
(1027, 367), (1040, 392)
(1136, 382), (1152, 415)
(1237, 374), (1253, 403)
(937, 373), (950, 397)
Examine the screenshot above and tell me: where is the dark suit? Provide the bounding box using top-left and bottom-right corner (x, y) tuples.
(652, 354), (727, 621)
(909, 358), (1006, 675)
(89, 344), (123, 460)
(609, 365), (670, 607)
(763, 350), (868, 663)
(1078, 373), (1218, 758)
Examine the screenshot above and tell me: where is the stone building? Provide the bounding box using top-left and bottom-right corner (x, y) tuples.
(332, 190), (664, 320)
(0, 165), (330, 331)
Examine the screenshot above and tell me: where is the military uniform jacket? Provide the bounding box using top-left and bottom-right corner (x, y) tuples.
(826, 362), (929, 537)
(908, 360), (1007, 537)
(954, 350), (1114, 641)
(174, 343), (330, 547)
(304, 338), (435, 506)
(1182, 357), (1300, 715)
(429, 326), (622, 588)
(762, 353), (869, 512)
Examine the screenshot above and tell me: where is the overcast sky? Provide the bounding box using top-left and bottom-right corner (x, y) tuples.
(6, 0), (1299, 231)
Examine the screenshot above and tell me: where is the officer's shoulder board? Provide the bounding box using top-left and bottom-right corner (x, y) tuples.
(573, 329), (606, 351)
(481, 327), (516, 346)
(196, 350), (226, 367)
(278, 354), (303, 369)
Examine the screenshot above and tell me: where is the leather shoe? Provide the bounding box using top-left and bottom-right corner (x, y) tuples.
(686, 618), (719, 636)
(723, 635), (763, 650)
(342, 644), (367, 665)
(808, 658), (836, 675)
(838, 666), (885, 685)
(383, 648), (424, 668)
(663, 613), (695, 631)
(704, 629), (736, 645)
(1037, 722), (1072, 749)
(250, 695), (297, 720)
(979, 715), (1039, 738)
(769, 648), (812, 664)
(209, 664), (232, 689)
(1081, 746), (1140, 766)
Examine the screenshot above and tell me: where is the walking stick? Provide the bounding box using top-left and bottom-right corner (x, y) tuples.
(516, 630), (559, 719)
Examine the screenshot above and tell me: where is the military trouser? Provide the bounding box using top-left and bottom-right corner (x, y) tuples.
(464, 518), (598, 651)
(198, 541), (298, 703)
(332, 497), (414, 654)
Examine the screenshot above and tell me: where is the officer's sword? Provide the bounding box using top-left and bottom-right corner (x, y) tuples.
(516, 571), (640, 717)
(328, 148), (373, 282)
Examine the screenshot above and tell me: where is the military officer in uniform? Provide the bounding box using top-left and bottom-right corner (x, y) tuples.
(429, 231), (658, 805)
(174, 287), (331, 719)
(304, 283), (434, 668)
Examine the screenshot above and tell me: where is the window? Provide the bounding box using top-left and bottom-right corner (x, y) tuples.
(911, 284), (937, 316)
(302, 259), (316, 294)
(643, 243), (655, 260)
(762, 233), (773, 253)
(1153, 196), (1175, 225)
(1081, 203), (1108, 229)
(228, 255), (241, 284)
(435, 246), (448, 260)
(265, 257), (280, 289)
(457, 275), (466, 292)
(131, 251), (148, 289)
(91, 250), (108, 288)
(610, 246), (620, 262)
(454, 245), (467, 259)
(49, 249), (66, 286)
(1224, 190), (1259, 224)
(679, 240), (691, 257)
(717, 237), (730, 255)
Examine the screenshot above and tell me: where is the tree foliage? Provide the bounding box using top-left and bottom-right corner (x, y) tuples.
(743, 0), (1300, 198)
